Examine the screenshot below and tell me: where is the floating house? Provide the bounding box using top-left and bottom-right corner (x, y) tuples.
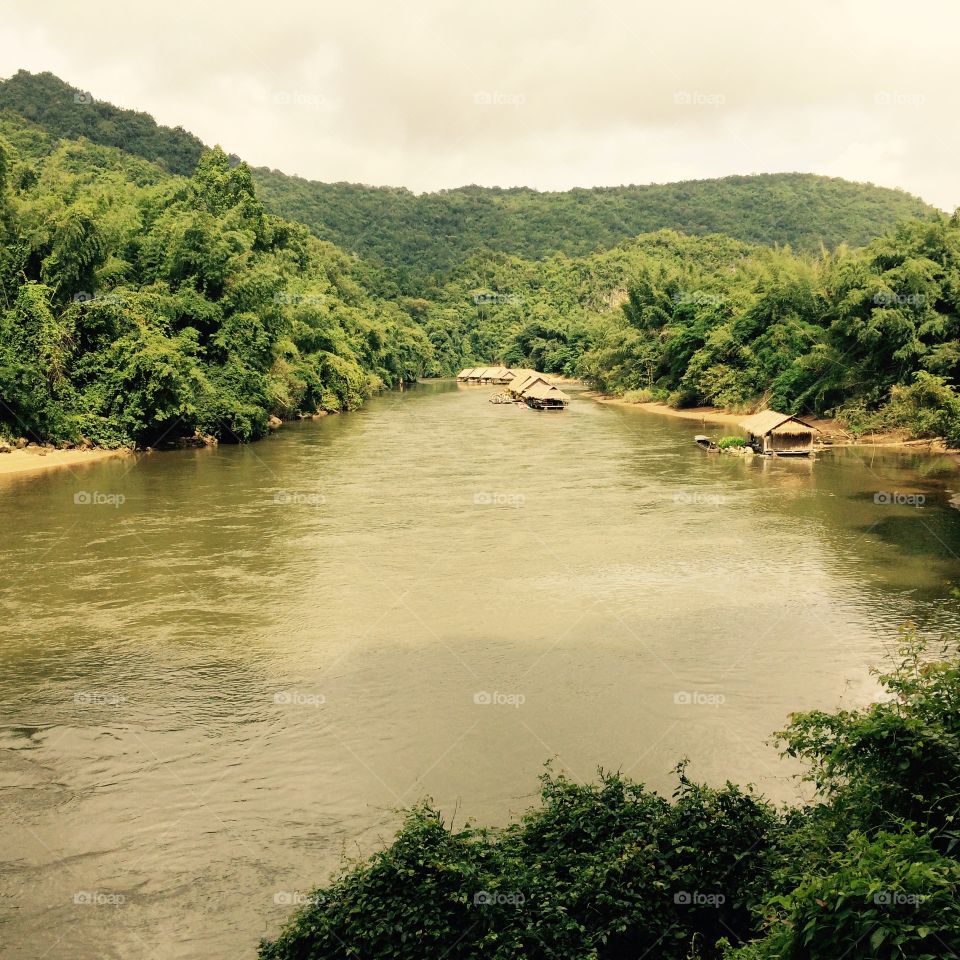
(524, 382), (570, 410)
(739, 411), (816, 456)
(460, 366), (515, 384)
(507, 372), (548, 397)
(486, 366), (515, 384)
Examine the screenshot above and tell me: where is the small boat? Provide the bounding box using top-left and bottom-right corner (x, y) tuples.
(694, 435), (716, 450)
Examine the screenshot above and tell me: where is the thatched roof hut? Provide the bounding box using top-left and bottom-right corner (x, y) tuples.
(739, 411), (815, 456)
(509, 373), (550, 397)
(525, 382), (570, 410)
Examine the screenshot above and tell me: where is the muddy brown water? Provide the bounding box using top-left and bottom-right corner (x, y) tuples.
(3, 380), (960, 958)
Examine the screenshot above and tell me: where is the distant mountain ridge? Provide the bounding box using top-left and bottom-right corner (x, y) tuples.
(0, 70), (941, 280)
(250, 170), (940, 278)
(0, 70), (205, 175)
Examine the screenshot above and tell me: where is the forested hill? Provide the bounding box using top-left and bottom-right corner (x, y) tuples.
(3, 68), (958, 452)
(0, 71), (939, 281)
(0, 70), (205, 176)
(0, 122), (433, 449)
(250, 171), (939, 278)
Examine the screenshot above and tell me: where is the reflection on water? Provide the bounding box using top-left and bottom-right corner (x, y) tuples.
(2, 381), (960, 959)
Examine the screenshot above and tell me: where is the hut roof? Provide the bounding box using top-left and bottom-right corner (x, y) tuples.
(513, 375), (551, 396)
(525, 383), (570, 402)
(457, 368), (474, 378)
(739, 411), (814, 436)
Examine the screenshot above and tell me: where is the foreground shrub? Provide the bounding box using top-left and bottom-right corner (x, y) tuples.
(259, 770), (779, 960)
(262, 633), (960, 960)
(726, 830), (960, 959)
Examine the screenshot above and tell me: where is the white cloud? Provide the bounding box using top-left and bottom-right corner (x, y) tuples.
(0, 0), (956, 209)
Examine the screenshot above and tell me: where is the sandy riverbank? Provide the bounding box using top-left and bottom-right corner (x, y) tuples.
(0, 447), (133, 480)
(583, 393), (955, 453)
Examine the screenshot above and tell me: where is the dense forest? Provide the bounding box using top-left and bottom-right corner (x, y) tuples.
(251, 170), (936, 283)
(1, 74), (958, 448)
(260, 635), (960, 959)
(0, 124), (431, 447)
(430, 217), (960, 444)
(0, 72), (936, 283)
(0, 70), (205, 176)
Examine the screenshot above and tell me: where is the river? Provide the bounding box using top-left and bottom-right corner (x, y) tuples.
(3, 381), (960, 958)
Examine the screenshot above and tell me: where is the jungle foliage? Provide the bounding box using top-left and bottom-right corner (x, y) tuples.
(425, 218), (960, 444)
(251, 171), (935, 285)
(0, 130), (432, 446)
(260, 635), (960, 959)
(0, 72), (936, 285)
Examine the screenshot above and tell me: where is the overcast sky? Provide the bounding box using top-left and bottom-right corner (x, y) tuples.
(2, 0), (957, 209)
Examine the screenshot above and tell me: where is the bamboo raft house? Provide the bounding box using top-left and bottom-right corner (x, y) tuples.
(523, 382), (571, 410)
(461, 365), (572, 410)
(507, 372), (548, 398)
(487, 366), (515, 384)
(458, 366), (516, 384)
(739, 411), (816, 456)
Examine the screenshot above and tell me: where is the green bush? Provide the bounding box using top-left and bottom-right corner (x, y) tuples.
(717, 436), (747, 449)
(263, 634), (960, 960)
(621, 388), (657, 403)
(726, 830), (960, 959)
(885, 372), (960, 447)
(0, 136), (435, 447)
(260, 768), (779, 960)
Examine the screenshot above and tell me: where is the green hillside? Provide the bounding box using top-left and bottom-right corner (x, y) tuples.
(251, 171), (939, 279)
(0, 71), (939, 286)
(2, 69), (957, 449)
(0, 70), (205, 175)
(0, 121), (432, 447)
